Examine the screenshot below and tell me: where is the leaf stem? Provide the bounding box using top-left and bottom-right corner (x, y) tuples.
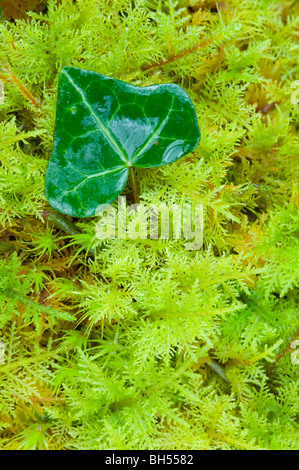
(129, 166), (140, 204)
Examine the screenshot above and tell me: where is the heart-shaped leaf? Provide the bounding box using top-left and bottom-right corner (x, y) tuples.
(45, 66), (201, 217)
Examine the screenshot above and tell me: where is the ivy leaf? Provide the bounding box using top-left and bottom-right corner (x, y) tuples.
(45, 66), (201, 217)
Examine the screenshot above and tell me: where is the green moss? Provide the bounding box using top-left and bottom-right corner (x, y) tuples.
(0, 0), (298, 450)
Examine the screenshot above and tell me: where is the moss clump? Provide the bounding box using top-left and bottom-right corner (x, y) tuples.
(0, 0), (298, 450)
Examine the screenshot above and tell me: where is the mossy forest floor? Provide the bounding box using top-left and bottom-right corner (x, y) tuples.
(0, 0), (298, 450)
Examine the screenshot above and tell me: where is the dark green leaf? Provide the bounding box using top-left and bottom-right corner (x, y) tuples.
(45, 66), (201, 217)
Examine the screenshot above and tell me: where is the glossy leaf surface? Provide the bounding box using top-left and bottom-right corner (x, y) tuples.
(45, 66), (201, 217)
